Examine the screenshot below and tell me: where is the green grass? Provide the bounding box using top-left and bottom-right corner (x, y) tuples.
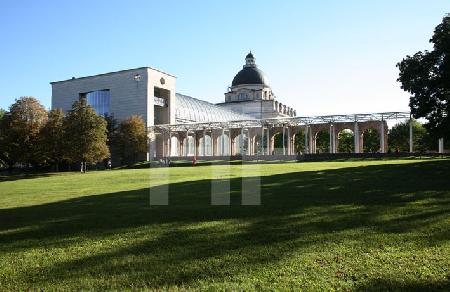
(0, 159), (449, 290)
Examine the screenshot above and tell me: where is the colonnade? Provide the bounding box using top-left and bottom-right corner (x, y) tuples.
(151, 119), (402, 158)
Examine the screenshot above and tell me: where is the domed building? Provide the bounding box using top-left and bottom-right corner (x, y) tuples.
(51, 51), (303, 160)
(218, 52), (296, 119)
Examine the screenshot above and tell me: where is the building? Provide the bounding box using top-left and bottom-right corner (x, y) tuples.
(51, 52), (298, 159)
(51, 52), (412, 160)
(51, 52), (292, 125)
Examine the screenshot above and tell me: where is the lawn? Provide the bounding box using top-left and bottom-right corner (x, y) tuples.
(0, 159), (449, 290)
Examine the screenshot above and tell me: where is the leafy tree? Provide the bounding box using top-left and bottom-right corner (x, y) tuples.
(0, 109), (7, 168)
(362, 129), (380, 153)
(1, 97), (48, 168)
(338, 130), (354, 153)
(388, 119), (433, 152)
(116, 115), (148, 164)
(40, 108), (66, 171)
(294, 130), (306, 154)
(397, 15), (450, 142)
(64, 98), (109, 172)
(315, 130), (329, 153)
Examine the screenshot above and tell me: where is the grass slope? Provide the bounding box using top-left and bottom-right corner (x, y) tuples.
(0, 159), (449, 290)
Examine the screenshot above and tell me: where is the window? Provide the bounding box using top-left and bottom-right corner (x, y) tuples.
(81, 90), (111, 116)
(238, 92), (248, 101)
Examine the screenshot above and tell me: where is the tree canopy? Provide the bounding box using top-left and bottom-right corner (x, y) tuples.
(362, 129), (380, 153)
(0, 97), (48, 167)
(397, 15), (450, 141)
(388, 120), (432, 152)
(40, 108), (66, 170)
(338, 130), (354, 153)
(116, 115), (147, 164)
(64, 98), (109, 171)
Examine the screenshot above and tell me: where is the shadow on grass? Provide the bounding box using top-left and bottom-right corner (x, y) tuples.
(0, 172), (55, 182)
(0, 160), (449, 289)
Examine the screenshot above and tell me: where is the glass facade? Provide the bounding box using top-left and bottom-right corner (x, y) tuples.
(175, 93), (254, 123)
(85, 90), (111, 116)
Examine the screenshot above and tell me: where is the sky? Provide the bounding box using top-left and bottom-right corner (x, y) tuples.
(0, 0), (449, 116)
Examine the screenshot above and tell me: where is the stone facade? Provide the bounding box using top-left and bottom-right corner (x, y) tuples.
(51, 67), (177, 127)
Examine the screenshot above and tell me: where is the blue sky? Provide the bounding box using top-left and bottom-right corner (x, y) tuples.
(0, 1), (448, 115)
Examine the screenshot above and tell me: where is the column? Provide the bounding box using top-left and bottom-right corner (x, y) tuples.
(282, 126), (286, 155)
(202, 129), (206, 156)
(304, 126), (308, 154)
(229, 129), (232, 156)
(287, 127), (291, 155)
(194, 132), (198, 157)
(329, 124), (333, 154)
(409, 117), (413, 153)
(161, 132), (165, 158)
(178, 134), (183, 157)
(439, 138), (444, 154)
(266, 128), (270, 155)
(247, 129), (251, 156)
(186, 130), (190, 157)
(261, 126), (264, 156)
(168, 131), (171, 157)
(332, 126), (336, 153)
(380, 119), (385, 153)
(211, 130), (215, 156)
(241, 127), (244, 155)
(354, 121), (360, 154)
(221, 128), (225, 156)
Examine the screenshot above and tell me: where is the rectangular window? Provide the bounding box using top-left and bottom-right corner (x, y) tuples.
(80, 90), (111, 116)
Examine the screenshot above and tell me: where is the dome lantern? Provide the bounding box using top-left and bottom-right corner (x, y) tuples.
(245, 51), (255, 66)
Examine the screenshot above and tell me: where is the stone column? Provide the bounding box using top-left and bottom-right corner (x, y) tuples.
(185, 130), (190, 157)
(439, 138), (444, 153)
(221, 128), (225, 156)
(194, 132), (198, 157)
(380, 119), (385, 153)
(409, 117), (413, 153)
(247, 129), (251, 156)
(304, 126), (309, 154)
(287, 127), (291, 155)
(329, 124), (333, 154)
(178, 133), (183, 157)
(202, 129), (206, 156)
(241, 128), (245, 155)
(229, 129), (233, 156)
(354, 122), (360, 154)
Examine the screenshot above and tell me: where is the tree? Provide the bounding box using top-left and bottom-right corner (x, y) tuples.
(116, 115), (148, 165)
(362, 129), (380, 153)
(40, 108), (66, 171)
(1, 97), (48, 168)
(338, 130), (354, 153)
(294, 130), (306, 154)
(315, 130), (329, 153)
(388, 119), (432, 152)
(0, 108), (7, 168)
(397, 15), (450, 142)
(104, 113), (119, 148)
(64, 98), (109, 172)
